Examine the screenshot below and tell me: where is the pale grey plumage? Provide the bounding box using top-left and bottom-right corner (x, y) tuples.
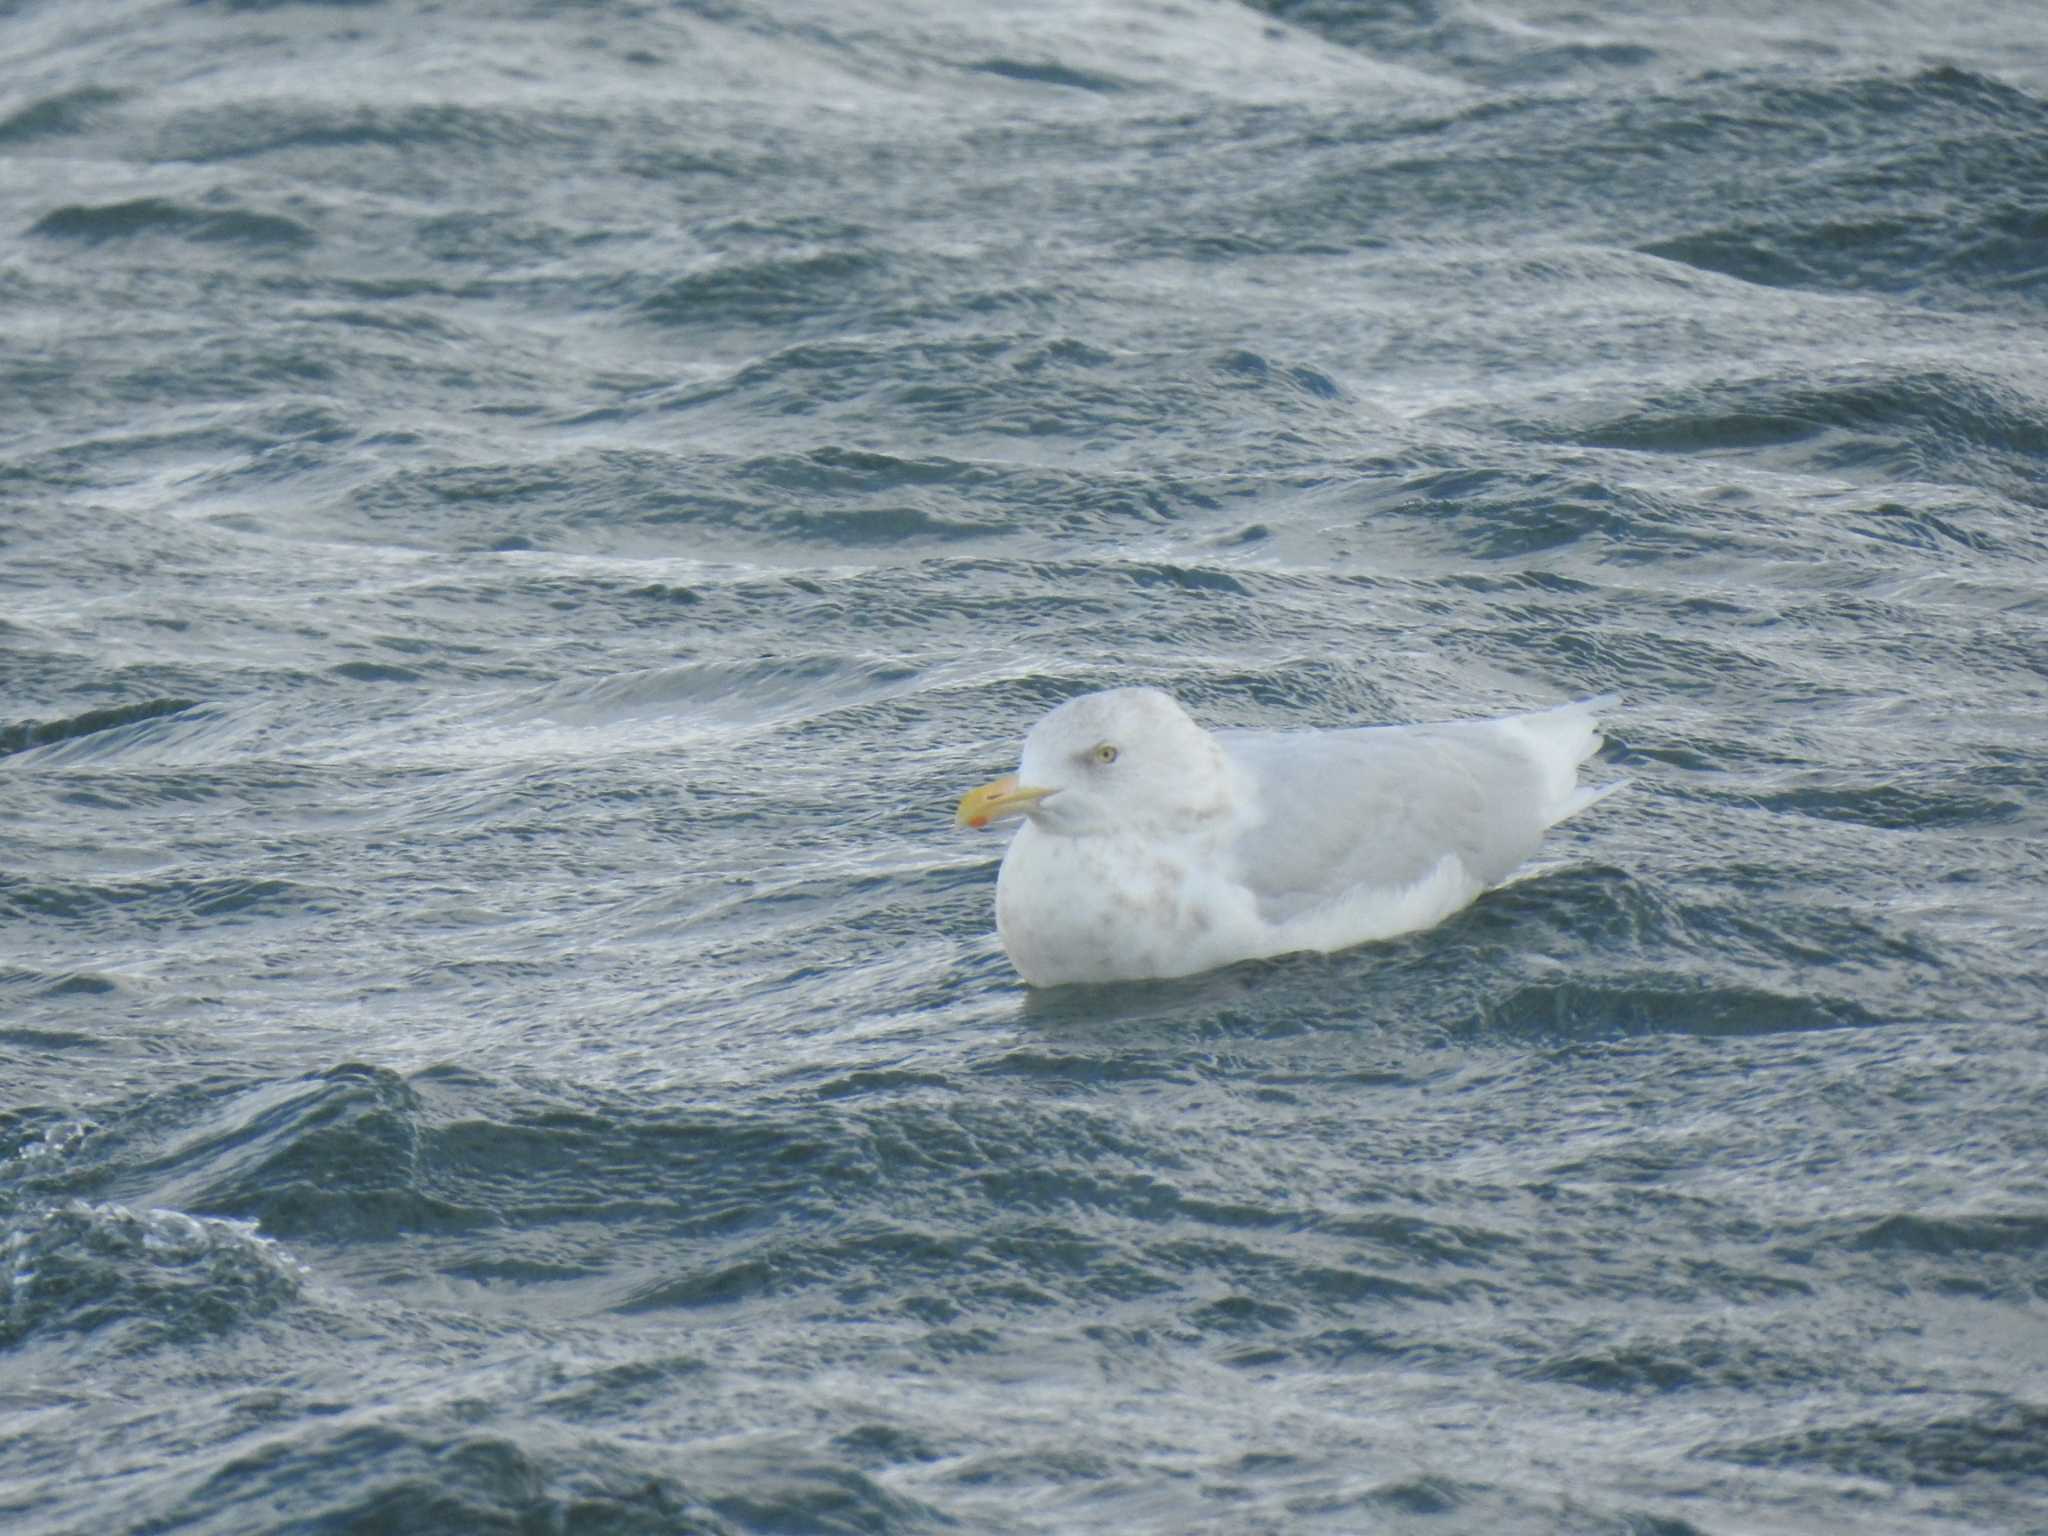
(1215, 711), (1608, 923)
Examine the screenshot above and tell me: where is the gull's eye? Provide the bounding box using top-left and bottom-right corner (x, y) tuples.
(1093, 742), (1119, 765)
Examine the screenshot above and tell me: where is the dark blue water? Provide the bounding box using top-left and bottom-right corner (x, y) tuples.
(5, 1), (2047, 1531)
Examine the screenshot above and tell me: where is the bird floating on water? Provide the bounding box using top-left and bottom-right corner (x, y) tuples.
(956, 686), (1623, 986)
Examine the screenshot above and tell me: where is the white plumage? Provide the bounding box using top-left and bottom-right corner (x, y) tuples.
(956, 687), (1623, 986)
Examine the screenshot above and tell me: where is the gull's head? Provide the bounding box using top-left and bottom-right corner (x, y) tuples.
(955, 687), (1231, 837)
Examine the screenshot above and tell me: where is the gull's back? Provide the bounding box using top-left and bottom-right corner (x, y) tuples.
(1216, 698), (1617, 927)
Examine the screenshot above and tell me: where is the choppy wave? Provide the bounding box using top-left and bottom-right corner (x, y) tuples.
(4, 0), (2044, 1532)
(2, 1201), (304, 1354)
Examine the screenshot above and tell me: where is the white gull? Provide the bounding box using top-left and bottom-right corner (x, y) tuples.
(956, 687), (1623, 985)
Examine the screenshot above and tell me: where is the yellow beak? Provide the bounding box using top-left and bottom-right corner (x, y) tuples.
(955, 773), (1057, 830)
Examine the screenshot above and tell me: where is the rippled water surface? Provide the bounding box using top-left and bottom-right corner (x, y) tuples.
(5, 1), (2047, 1532)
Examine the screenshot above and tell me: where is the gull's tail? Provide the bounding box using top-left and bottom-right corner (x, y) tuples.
(1506, 694), (1627, 827)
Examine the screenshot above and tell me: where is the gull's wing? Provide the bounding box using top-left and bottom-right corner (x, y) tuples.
(1215, 701), (1613, 924)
